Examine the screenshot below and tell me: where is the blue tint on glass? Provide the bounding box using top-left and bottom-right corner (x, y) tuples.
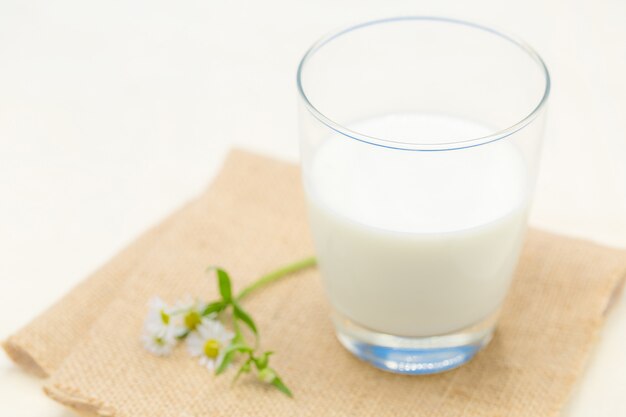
(353, 343), (481, 374)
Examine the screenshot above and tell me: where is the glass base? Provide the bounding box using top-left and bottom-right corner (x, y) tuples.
(333, 312), (496, 375)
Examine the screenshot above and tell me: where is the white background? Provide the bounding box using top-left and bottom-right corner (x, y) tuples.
(1, 0), (625, 415)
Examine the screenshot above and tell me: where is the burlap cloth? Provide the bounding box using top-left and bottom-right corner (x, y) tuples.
(3, 149), (626, 417)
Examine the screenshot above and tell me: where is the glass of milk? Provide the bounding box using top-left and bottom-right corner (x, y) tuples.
(297, 17), (550, 374)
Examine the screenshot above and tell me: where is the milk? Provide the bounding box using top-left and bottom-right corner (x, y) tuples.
(304, 113), (529, 337)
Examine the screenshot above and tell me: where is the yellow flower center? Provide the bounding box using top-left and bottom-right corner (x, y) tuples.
(203, 339), (221, 359)
(154, 336), (165, 346)
(160, 310), (170, 325)
(184, 311), (201, 330)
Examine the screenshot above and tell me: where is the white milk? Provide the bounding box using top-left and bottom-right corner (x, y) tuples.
(304, 113), (529, 337)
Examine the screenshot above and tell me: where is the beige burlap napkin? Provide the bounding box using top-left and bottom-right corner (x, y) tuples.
(3, 197), (195, 378)
(4, 149), (626, 417)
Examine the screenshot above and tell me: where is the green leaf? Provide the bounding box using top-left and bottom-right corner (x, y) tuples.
(222, 343), (254, 356)
(271, 374), (293, 397)
(215, 350), (236, 375)
(254, 351), (274, 370)
(215, 343), (253, 375)
(207, 267), (232, 302)
(233, 359), (252, 384)
(233, 302), (257, 335)
(201, 301), (226, 316)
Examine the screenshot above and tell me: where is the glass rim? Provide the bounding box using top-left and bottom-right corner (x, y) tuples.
(296, 16), (551, 151)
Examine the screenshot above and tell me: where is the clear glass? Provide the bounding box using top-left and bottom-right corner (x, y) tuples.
(297, 17), (550, 374)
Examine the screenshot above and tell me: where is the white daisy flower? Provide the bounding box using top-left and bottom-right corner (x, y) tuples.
(142, 297), (178, 356)
(144, 296), (173, 333)
(186, 318), (234, 371)
(171, 297), (207, 336)
(142, 326), (177, 356)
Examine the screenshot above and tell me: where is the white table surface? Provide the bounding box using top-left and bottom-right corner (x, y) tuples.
(1, 0), (625, 415)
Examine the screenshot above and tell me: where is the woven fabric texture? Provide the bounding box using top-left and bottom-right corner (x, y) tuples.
(4, 149), (626, 417)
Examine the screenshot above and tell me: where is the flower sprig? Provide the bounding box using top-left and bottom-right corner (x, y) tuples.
(141, 257), (316, 397)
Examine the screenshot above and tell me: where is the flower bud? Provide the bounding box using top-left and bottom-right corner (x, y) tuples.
(258, 368), (276, 383)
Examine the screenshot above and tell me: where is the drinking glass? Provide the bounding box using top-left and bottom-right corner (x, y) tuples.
(297, 17), (550, 374)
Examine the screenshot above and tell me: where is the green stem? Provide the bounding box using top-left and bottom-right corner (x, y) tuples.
(236, 256), (316, 301)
